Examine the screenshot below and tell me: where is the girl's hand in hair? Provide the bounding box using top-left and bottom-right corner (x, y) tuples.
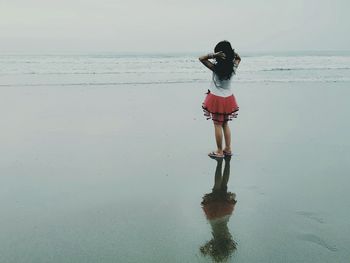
(215, 51), (226, 60)
(234, 52), (241, 66)
(234, 52), (241, 61)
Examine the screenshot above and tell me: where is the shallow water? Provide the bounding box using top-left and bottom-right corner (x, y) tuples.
(0, 81), (349, 262)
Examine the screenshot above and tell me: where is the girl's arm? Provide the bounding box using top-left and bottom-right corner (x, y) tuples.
(198, 52), (226, 71)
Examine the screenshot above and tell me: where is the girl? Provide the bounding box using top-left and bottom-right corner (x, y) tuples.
(199, 40), (241, 159)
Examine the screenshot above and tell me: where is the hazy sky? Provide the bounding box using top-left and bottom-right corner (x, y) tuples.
(0, 0), (349, 53)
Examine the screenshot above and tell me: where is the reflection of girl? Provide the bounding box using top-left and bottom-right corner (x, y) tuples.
(199, 40), (241, 159)
(200, 157), (237, 262)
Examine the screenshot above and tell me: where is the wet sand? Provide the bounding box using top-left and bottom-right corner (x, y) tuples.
(0, 81), (349, 262)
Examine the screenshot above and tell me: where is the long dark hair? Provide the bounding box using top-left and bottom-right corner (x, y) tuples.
(213, 40), (236, 81)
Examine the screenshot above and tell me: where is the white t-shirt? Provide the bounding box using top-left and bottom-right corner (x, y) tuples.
(209, 72), (233, 97)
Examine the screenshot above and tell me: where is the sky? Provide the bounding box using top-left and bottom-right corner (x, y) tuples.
(0, 0), (349, 53)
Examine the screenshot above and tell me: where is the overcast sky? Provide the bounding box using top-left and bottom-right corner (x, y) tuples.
(0, 0), (349, 53)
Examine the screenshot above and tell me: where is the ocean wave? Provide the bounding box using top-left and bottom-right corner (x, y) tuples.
(0, 70), (205, 75)
(262, 67), (350, 72)
(2, 67), (349, 75)
(0, 79), (207, 87)
(1, 78), (349, 87)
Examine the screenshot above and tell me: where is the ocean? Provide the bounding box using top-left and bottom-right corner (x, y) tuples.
(1, 51), (350, 87)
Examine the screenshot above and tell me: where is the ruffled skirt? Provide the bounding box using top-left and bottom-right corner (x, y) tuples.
(202, 91), (239, 124)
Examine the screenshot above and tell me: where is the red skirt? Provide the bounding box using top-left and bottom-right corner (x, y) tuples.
(202, 91), (239, 124)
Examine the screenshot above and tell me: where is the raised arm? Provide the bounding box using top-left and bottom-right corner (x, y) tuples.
(198, 52), (226, 71)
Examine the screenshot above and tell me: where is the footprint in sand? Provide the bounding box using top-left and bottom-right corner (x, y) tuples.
(296, 211), (325, 224)
(297, 233), (337, 252)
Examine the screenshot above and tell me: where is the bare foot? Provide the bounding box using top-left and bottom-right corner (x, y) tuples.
(223, 147), (231, 153)
(208, 150), (224, 159)
(215, 150), (224, 155)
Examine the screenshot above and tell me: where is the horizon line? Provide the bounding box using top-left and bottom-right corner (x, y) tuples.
(1, 49), (350, 56)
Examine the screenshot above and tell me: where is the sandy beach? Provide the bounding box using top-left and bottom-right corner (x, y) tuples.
(0, 80), (349, 262)
(1, 0), (349, 259)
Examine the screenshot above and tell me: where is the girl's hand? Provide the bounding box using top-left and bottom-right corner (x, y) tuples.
(198, 51), (225, 71)
(234, 52), (241, 66)
(234, 52), (241, 61)
(215, 51), (226, 60)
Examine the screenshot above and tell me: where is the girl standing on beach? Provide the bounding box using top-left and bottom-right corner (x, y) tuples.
(199, 41), (241, 159)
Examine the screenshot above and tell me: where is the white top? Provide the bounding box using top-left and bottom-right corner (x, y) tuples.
(209, 72), (234, 97)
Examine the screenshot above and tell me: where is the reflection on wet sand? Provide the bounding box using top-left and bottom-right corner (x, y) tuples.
(200, 156), (237, 262)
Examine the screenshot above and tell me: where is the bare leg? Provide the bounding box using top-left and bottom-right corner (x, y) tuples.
(214, 123), (224, 154)
(223, 122), (231, 152)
